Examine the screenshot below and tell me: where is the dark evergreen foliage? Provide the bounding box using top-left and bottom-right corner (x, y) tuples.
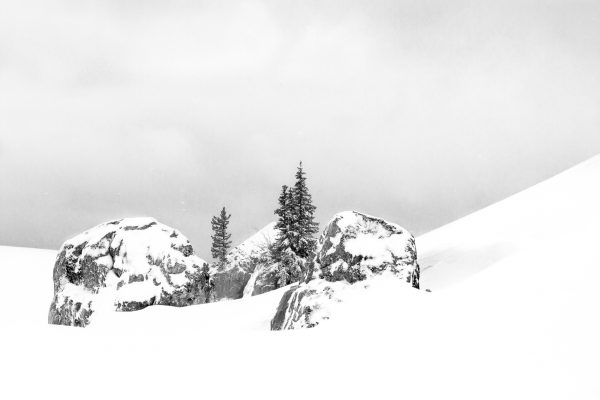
(271, 162), (319, 284)
(273, 185), (293, 258)
(291, 161), (319, 257)
(210, 207), (232, 263)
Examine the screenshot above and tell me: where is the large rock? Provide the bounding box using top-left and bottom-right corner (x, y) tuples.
(311, 211), (419, 287)
(272, 211), (420, 330)
(211, 222), (278, 300)
(270, 280), (345, 330)
(48, 217), (210, 327)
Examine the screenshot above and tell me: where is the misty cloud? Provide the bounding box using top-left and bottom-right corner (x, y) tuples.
(1, 0), (599, 258)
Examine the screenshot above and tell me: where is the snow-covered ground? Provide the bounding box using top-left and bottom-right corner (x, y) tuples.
(2, 156), (600, 399)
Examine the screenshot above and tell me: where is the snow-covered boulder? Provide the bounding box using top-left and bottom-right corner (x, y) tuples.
(272, 211), (420, 330)
(311, 211), (419, 287)
(48, 218), (210, 327)
(211, 222), (278, 300)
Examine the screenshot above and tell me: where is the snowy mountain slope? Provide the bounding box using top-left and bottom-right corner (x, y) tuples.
(2, 156), (600, 399)
(230, 222), (277, 263)
(315, 155), (600, 397)
(418, 155), (600, 290)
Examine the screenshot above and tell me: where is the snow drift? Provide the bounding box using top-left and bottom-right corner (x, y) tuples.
(48, 217), (209, 327)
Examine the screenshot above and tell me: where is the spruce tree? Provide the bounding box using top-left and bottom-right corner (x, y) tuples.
(210, 207), (232, 263)
(273, 185), (292, 257)
(271, 162), (319, 286)
(291, 161), (319, 258)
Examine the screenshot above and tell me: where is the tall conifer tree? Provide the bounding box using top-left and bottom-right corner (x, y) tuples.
(272, 162), (319, 269)
(210, 207), (232, 263)
(273, 185), (292, 256)
(291, 161), (319, 258)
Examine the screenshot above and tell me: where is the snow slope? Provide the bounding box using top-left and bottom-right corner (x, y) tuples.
(419, 155), (600, 290)
(2, 155), (600, 399)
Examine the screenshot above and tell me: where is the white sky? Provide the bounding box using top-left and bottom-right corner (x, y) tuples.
(1, 0), (599, 259)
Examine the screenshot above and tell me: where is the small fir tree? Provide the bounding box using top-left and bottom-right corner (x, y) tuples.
(210, 207), (232, 263)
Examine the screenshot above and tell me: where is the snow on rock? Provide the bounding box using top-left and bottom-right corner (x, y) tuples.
(272, 211), (419, 329)
(211, 222), (278, 300)
(312, 211), (419, 287)
(48, 217), (209, 327)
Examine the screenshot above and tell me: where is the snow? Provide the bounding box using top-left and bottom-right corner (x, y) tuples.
(418, 155), (600, 291)
(216, 221), (276, 276)
(242, 264), (262, 297)
(318, 211), (416, 281)
(0, 246), (56, 328)
(49, 218), (207, 325)
(332, 210), (406, 234)
(233, 222), (277, 258)
(330, 210), (363, 231)
(219, 221), (278, 297)
(344, 233), (407, 266)
(2, 156), (600, 398)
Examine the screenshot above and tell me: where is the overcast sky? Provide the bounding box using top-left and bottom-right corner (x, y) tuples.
(1, 0), (599, 259)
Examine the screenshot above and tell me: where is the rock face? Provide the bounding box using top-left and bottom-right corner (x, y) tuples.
(211, 266), (252, 301)
(271, 211), (420, 330)
(245, 264), (279, 296)
(270, 280), (346, 330)
(48, 218), (210, 327)
(211, 222), (278, 301)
